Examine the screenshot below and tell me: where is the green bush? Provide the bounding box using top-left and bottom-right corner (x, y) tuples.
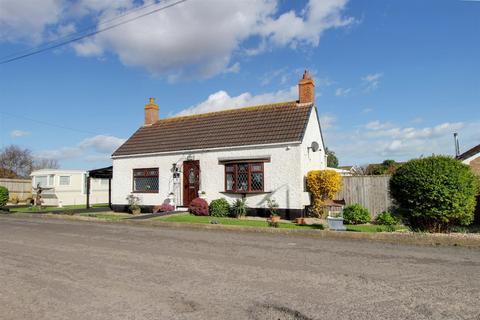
(0, 186), (9, 208)
(375, 211), (398, 226)
(209, 198), (230, 217)
(343, 204), (371, 224)
(390, 156), (479, 232)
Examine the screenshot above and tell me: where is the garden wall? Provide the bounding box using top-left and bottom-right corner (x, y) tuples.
(335, 175), (392, 217)
(0, 178), (31, 201)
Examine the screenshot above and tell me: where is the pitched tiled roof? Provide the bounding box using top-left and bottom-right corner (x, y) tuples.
(113, 101), (313, 157)
(458, 144), (480, 161)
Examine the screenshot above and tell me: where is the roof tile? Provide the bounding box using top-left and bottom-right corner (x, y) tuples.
(113, 101), (313, 156)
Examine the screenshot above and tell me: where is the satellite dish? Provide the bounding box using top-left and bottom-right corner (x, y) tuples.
(310, 141), (320, 152)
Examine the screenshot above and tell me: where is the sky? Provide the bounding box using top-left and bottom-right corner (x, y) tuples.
(0, 0), (479, 169)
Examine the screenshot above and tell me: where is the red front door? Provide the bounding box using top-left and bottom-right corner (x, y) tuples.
(183, 160), (200, 206)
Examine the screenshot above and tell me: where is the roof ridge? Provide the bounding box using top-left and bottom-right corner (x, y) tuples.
(156, 100), (304, 124)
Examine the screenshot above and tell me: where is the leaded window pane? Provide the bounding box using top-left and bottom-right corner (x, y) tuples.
(133, 168), (159, 192)
(237, 164), (249, 191)
(251, 172), (263, 191)
(226, 173), (235, 190)
(251, 164), (262, 171)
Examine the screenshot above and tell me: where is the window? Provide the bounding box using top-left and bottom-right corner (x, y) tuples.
(34, 175), (48, 187)
(225, 163), (264, 193)
(133, 168), (159, 192)
(59, 176), (70, 186)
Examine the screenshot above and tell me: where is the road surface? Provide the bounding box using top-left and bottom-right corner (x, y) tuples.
(0, 215), (479, 320)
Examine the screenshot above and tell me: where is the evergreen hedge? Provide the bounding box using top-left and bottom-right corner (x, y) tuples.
(390, 155), (479, 232)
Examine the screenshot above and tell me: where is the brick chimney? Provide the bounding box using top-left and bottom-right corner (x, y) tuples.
(298, 70), (315, 104)
(144, 97), (159, 126)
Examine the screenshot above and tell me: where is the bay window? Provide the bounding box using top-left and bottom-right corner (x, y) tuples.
(224, 163), (264, 193)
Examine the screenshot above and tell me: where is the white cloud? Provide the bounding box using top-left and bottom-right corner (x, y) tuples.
(319, 114), (336, 129)
(0, 0), (63, 43)
(0, 0), (353, 79)
(36, 134), (125, 161)
(325, 120), (471, 165)
(175, 86), (297, 117)
(335, 87), (351, 96)
(365, 120), (394, 131)
(361, 72), (383, 91)
(10, 130), (30, 138)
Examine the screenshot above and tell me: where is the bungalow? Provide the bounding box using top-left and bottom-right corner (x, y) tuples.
(457, 143), (480, 175)
(111, 71), (326, 219)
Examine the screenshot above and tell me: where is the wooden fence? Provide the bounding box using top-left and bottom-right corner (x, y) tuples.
(0, 178), (32, 201)
(335, 175), (392, 217)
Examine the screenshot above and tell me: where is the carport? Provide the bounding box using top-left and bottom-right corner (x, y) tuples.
(86, 166), (113, 209)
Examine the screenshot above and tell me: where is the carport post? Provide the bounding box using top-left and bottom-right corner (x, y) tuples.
(86, 175), (91, 209)
(108, 178), (112, 209)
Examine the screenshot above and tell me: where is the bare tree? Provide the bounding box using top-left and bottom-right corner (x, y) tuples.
(0, 145), (33, 178)
(32, 158), (60, 171)
(0, 145), (59, 178)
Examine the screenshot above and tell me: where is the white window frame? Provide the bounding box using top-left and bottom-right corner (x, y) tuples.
(59, 176), (71, 186)
(34, 175), (48, 187)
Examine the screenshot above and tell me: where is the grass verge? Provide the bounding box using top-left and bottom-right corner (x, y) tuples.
(345, 224), (407, 233)
(10, 204), (109, 213)
(154, 214), (324, 230)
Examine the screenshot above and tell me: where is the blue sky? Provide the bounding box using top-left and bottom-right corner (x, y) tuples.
(0, 0), (479, 169)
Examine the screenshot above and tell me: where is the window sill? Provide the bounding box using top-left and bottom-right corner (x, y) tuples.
(220, 191), (271, 195)
(132, 191), (159, 194)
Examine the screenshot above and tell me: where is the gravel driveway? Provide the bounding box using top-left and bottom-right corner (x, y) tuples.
(0, 215), (479, 320)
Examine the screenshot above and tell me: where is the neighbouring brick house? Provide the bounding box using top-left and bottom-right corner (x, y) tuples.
(111, 71), (327, 219)
(457, 144), (480, 176)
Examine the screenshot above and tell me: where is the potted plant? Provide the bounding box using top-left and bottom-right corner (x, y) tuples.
(267, 197), (280, 223)
(126, 193), (142, 215)
(231, 198), (248, 218)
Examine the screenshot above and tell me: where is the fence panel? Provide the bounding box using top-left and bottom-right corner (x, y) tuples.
(0, 178), (32, 201)
(335, 175), (392, 217)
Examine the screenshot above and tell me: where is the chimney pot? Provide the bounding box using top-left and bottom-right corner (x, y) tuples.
(298, 70), (315, 104)
(144, 97), (159, 126)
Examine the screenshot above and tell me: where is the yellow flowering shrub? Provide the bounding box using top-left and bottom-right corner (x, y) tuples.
(306, 170), (343, 214)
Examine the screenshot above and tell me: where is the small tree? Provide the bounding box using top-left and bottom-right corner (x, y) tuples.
(390, 155), (479, 232)
(0, 186), (8, 208)
(326, 148), (339, 168)
(306, 170), (342, 216)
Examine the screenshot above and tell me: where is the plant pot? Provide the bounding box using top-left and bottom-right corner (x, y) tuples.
(295, 217), (306, 225)
(270, 215), (280, 223)
(327, 216), (346, 231)
(131, 208), (141, 215)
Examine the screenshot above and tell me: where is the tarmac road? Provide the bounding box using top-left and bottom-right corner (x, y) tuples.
(0, 215), (479, 320)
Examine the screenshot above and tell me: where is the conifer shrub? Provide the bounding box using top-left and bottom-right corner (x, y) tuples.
(0, 186), (9, 209)
(390, 155), (479, 232)
(209, 198), (230, 217)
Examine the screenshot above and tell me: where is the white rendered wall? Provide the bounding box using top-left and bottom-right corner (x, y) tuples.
(112, 143), (304, 210)
(299, 108), (327, 206)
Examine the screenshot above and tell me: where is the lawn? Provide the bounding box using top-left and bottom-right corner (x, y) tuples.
(10, 203), (109, 213)
(155, 214), (324, 230)
(78, 212), (131, 221)
(345, 224), (407, 233)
